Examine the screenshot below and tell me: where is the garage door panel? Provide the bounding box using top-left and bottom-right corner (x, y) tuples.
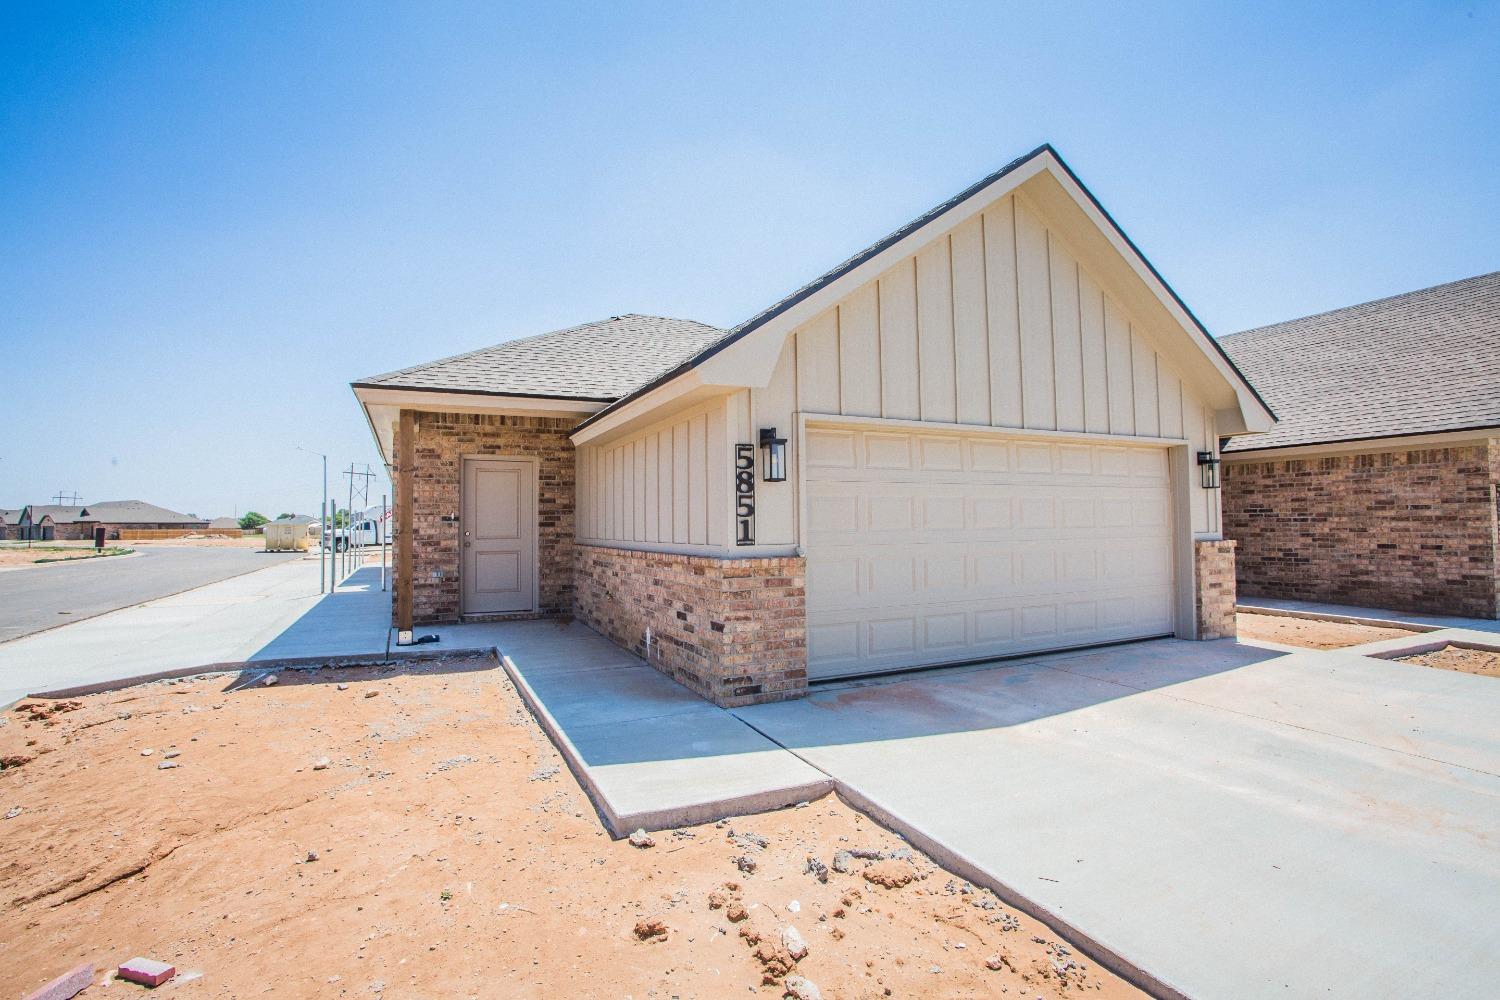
(807, 425), (1177, 679)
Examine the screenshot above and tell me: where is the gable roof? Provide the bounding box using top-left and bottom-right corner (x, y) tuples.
(87, 500), (205, 524)
(1220, 271), (1500, 452)
(353, 314), (724, 402)
(0, 509), (19, 526)
(24, 505), (94, 524)
(573, 143), (1271, 437)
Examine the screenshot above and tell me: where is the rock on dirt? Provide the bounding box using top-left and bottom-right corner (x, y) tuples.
(804, 856), (829, 882)
(783, 975), (822, 1000)
(628, 829), (655, 849)
(780, 924), (808, 960)
(363, 690), (380, 699)
(831, 850), (853, 873)
(736, 855), (758, 874)
(861, 859), (916, 889)
(313, 757), (331, 770)
(157, 761), (179, 771)
(633, 917), (668, 941)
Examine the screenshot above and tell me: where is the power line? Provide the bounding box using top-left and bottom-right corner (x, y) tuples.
(51, 490), (82, 505)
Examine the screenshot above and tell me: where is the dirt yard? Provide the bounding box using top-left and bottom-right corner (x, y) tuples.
(1236, 612), (1418, 650)
(0, 546), (133, 569)
(1394, 644), (1500, 679)
(126, 535), (265, 549)
(0, 658), (1142, 1000)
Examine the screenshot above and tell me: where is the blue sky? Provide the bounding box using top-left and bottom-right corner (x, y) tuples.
(2, 2), (1496, 518)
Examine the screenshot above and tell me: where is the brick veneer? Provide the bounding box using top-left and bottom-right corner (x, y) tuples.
(1194, 539), (1238, 639)
(393, 411), (576, 625)
(1223, 442), (1500, 619)
(573, 543), (807, 707)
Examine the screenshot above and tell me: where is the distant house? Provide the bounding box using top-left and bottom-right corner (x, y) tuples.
(1220, 272), (1500, 619)
(0, 509), (18, 541)
(13, 500), (209, 540)
(207, 516), (243, 531)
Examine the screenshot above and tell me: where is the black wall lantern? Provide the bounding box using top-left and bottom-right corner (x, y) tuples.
(759, 427), (788, 482)
(1197, 450), (1221, 490)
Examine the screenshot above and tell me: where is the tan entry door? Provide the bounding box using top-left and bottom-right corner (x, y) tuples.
(461, 457), (536, 615)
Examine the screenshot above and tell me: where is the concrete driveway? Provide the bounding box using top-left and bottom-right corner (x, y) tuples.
(0, 545), (300, 642)
(735, 639), (1500, 999)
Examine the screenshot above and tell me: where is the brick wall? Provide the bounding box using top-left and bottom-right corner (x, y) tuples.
(393, 411), (576, 625)
(1223, 442), (1500, 619)
(1194, 539), (1238, 639)
(573, 543), (807, 707)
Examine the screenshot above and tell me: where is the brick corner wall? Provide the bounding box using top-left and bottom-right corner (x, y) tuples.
(1194, 539), (1238, 640)
(392, 411), (576, 626)
(573, 544), (807, 708)
(1223, 443), (1500, 619)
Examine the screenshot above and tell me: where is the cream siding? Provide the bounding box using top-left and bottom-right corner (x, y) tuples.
(745, 191), (1222, 550)
(577, 396), (733, 553)
(578, 191), (1226, 559)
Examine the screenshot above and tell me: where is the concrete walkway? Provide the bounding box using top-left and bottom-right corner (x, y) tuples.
(2, 562), (830, 837)
(0, 556), (332, 706)
(735, 639), (1500, 1000)
(1241, 595), (1500, 633)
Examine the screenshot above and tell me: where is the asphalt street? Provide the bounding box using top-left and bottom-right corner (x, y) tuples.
(0, 546), (301, 642)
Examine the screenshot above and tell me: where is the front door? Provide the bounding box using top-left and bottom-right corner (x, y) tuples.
(461, 457), (536, 615)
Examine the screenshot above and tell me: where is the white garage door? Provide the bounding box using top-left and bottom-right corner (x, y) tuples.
(805, 424), (1177, 680)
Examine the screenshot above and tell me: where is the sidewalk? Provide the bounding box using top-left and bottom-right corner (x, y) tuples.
(1239, 596), (1500, 634)
(0, 558), (351, 706)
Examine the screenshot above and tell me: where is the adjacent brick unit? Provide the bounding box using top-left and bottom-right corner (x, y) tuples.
(393, 411), (576, 625)
(573, 543), (807, 707)
(1194, 539), (1238, 639)
(1223, 442), (1500, 619)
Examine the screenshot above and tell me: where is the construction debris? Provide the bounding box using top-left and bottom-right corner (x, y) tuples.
(117, 956), (175, 987)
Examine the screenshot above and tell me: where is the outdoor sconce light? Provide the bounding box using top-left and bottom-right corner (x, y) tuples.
(759, 427), (788, 482)
(1197, 451), (1221, 490)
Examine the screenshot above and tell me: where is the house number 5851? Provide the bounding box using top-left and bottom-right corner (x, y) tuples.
(734, 443), (756, 546)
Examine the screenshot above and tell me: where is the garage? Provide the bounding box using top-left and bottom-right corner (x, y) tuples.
(804, 423), (1177, 679)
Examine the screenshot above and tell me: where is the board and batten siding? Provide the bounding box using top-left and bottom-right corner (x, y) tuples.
(749, 191), (1222, 550)
(575, 396), (732, 551)
(577, 190), (1223, 557)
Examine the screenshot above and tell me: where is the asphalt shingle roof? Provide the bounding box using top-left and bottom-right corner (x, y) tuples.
(87, 500), (204, 524)
(1221, 271), (1500, 452)
(354, 314), (725, 401)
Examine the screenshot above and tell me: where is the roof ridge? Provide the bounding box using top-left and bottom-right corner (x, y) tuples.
(1223, 270), (1500, 342)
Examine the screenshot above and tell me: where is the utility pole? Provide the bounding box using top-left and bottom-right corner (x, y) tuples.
(52, 490), (81, 505)
(341, 463), (377, 578)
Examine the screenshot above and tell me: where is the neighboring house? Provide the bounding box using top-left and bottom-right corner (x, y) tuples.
(13, 501), (209, 540)
(1219, 272), (1500, 619)
(354, 145), (1273, 707)
(17, 506), (95, 540)
(0, 509), (18, 541)
(207, 516), (242, 531)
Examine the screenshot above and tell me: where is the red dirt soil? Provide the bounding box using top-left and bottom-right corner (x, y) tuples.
(0, 658), (1144, 999)
(1236, 612), (1418, 650)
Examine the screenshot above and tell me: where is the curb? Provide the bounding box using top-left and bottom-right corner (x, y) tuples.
(1236, 603), (1443, 634)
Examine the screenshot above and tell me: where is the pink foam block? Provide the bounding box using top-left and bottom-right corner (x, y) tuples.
(23, 962), (93, 1000)
(118, 957), (175, 988)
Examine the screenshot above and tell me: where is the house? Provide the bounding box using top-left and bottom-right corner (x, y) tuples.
(274, 513), (322, 537)
(208, 516), (243, 531)
(353, 145), (1273, 707)
(1219, 272), (1500, 619)
(12, 501), (209, 540)
(16, 506), (94, 540)
(0, 509), (18, 541)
